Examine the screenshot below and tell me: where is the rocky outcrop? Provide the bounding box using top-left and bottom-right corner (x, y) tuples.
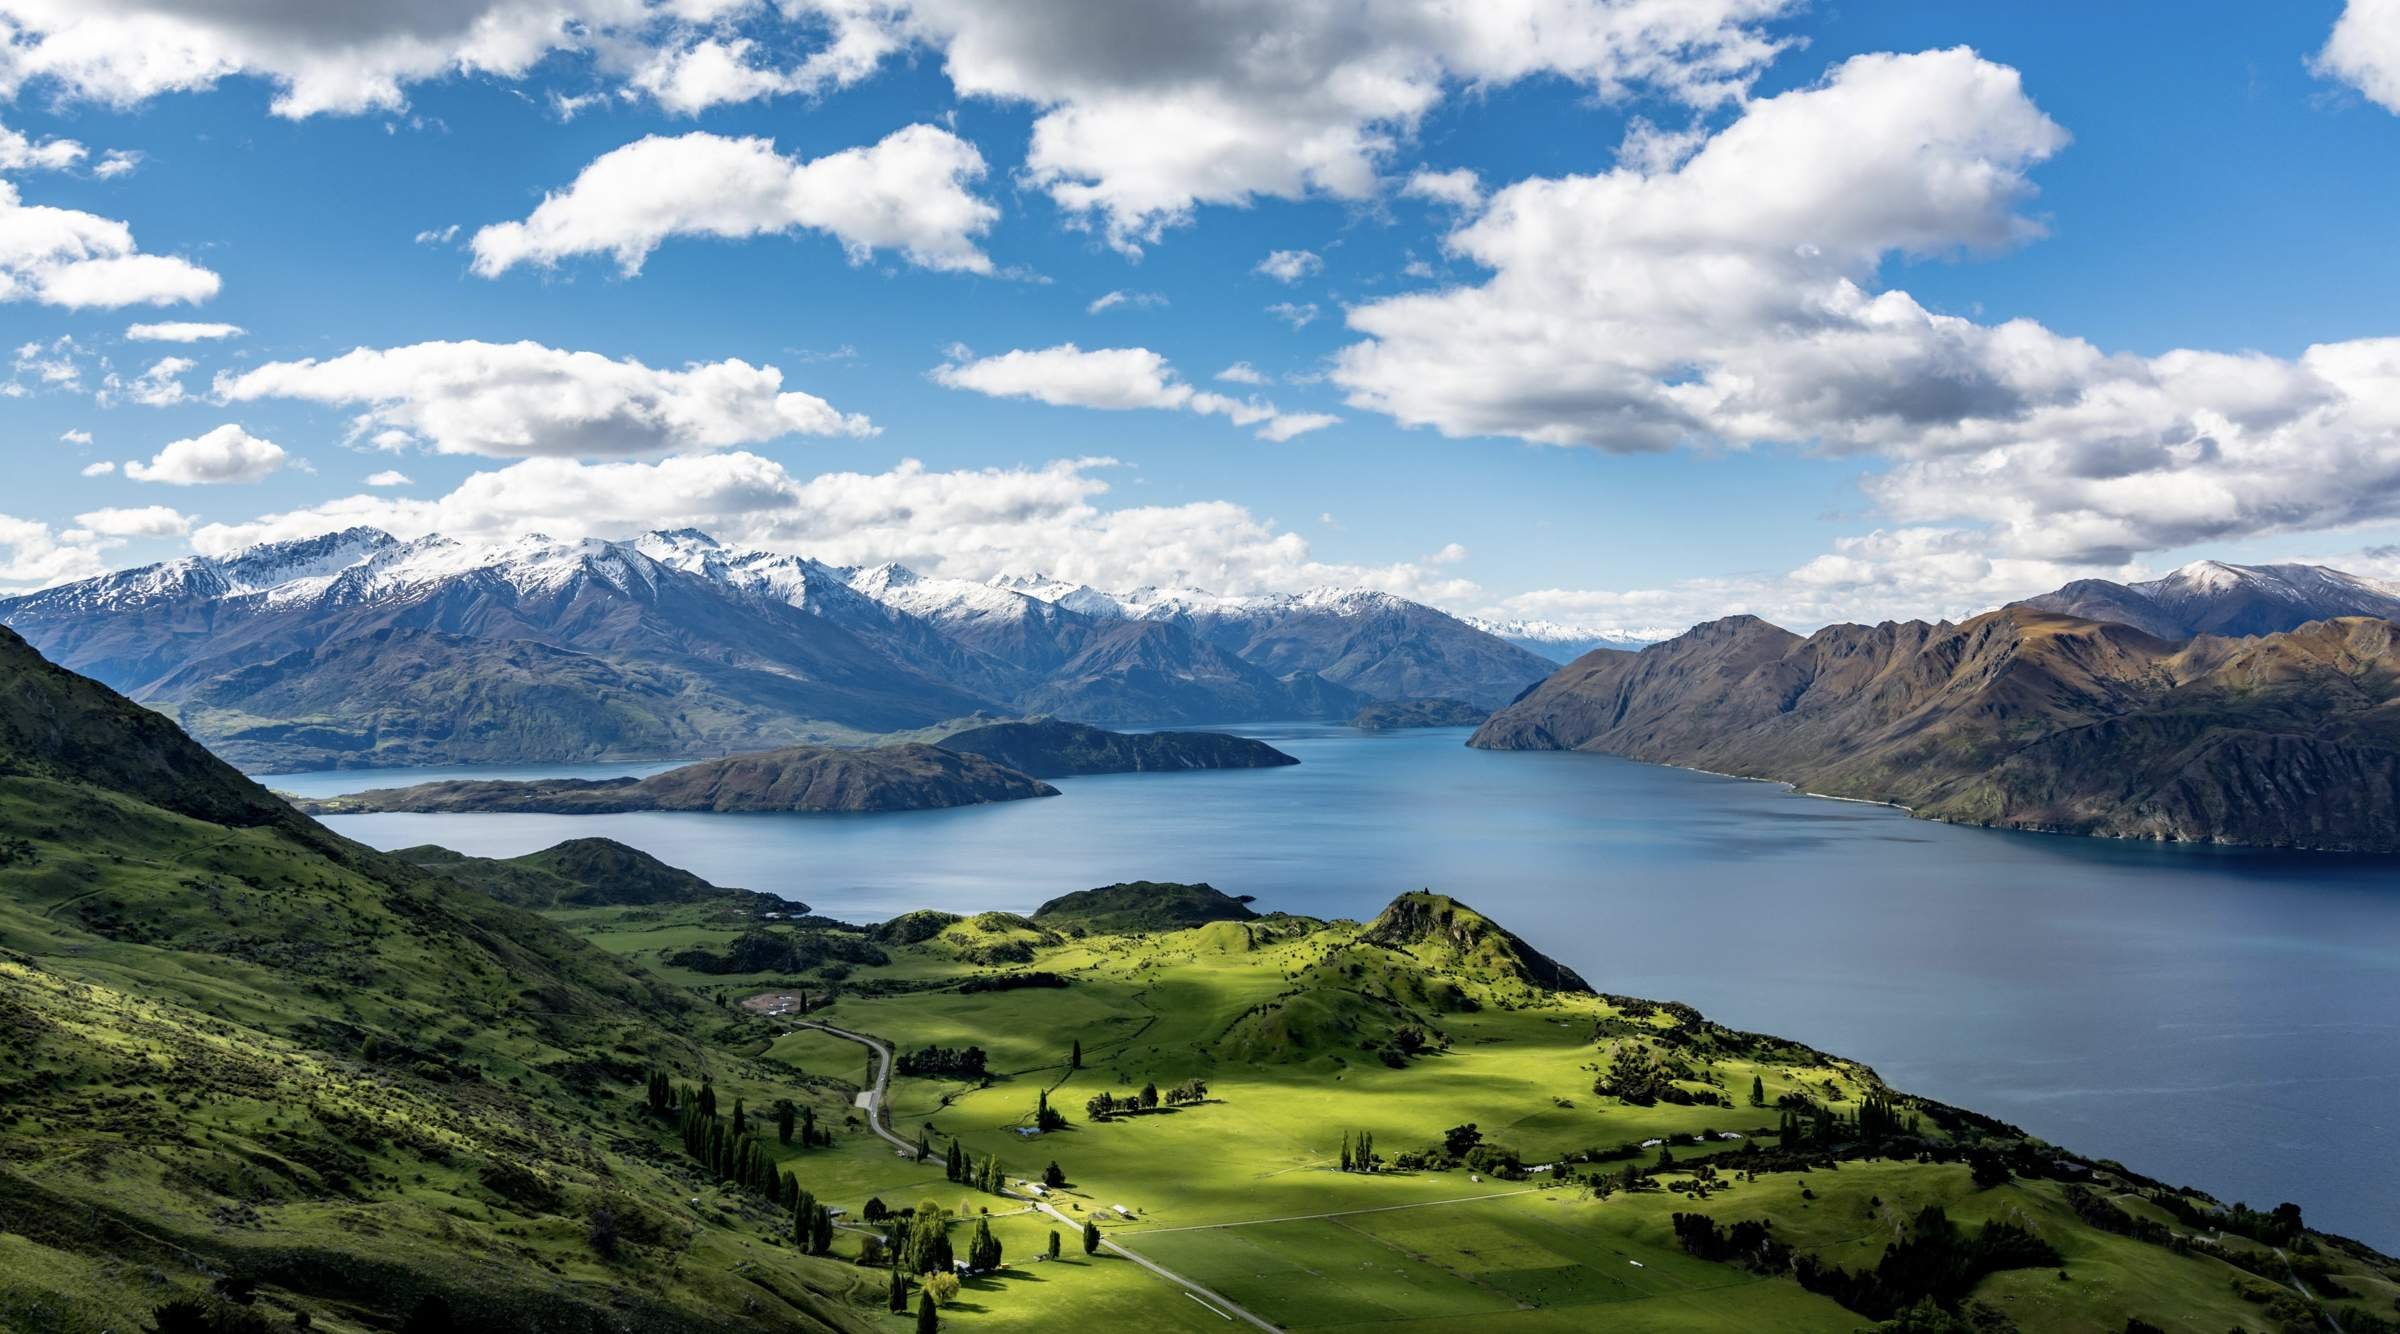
(1350, 698), (1492, 730)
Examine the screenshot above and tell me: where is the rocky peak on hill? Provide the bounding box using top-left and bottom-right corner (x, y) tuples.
(1363, 891), (1593, 993)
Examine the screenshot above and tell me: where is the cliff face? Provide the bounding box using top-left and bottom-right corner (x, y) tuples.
(1475, 610), (2400, 851)
(295, 742), (1058, 815)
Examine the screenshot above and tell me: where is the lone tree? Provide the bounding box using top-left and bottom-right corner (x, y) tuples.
(1070, 1038), (1082, 1069)
(1047, 1229), (1061, 1259)
(968, 1217), (1003, 1272)
(915, 1290), (939, 1334)
(777, 1100), (796, 1145)
(1042, 1161), (1065, 1189)
(1749, 1075), (1765, 1108)
(1082, 1219), (1101, 1255)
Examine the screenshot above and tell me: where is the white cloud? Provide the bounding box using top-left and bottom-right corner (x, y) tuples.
(0, 180), (221, 308)
(469, 125), (997, 278)
(0, 117), (85, 172)
(1255, 248), (1321, 284)
(932, 343), (1339, 440)
(0, 513), (108, 590)
(92, 148), (140, 178)
(1266, 301), (1319, 329)
(2315, 0), (2400, 113)
(125, 320), (243, 341)
(1086, 288), (1164, 314)
(191, 453), (1468, 603)
(58, 427), (90, 445)
(414, 224), (459, 246)
(78, 460), (114, 476)
(71, 503), (190, 538)
(124, 423), (288, 484)
(364, 469), (413, 487)
(1215, 361), (1268, 386)
(213, 339), (874, 459)
(1326, 48), (2400, 570)
(1400, 168), (1481, 209)
(102, 355), (193, 407)
(898, 0), (1800, 252)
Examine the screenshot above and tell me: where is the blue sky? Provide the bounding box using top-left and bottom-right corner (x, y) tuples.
(3, 0), (2397, 635)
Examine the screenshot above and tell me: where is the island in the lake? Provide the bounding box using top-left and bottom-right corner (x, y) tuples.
(934, 716), (1297, 776)
(1352, 697), (1493, 730)
(289, 741), (1059, 814)
(290, 719), (1303, 815)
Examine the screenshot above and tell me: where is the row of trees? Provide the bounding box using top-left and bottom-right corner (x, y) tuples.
(942, 1139), (1007, 1193)
(1338, 1129), (1378, 1172)
(1084, 1077), (1204, 1121)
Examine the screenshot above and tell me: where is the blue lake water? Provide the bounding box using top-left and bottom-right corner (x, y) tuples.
(262, 723), (2400, 1251)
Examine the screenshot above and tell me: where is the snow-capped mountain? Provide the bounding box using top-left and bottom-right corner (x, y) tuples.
(0, 528), (1557, 766)
(2015, 560), (2400, 640)
(1462, 616), (1653, 663)
(840, 565), (1557, 708)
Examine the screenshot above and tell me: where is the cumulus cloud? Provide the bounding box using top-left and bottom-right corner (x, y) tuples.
(124, 423), (288, 484)
(932, 343), (1338, 440)
(0, 3), (1804, 252)
(58, 427), (89, 444)
(1330, 47), (2400, 573)
(1266, 301), (1319, 329)
(1215, 361), (1268, 386)
(125, 320), (243, 341)
(1400, 167), (1481, 209)
(0, 513), (109, 590)
(898, 0), (1800, 252)
(469, 125), (997, 278)
(364, 469), (413, 487)
(190, 453), (1473, 604)
(213, 339), (874, 459)
(2315, 0), (2400, 112)
(1254, 248), (1321, 283)
(79, 460), (113, 476)
(0, 117), (85, 172)
(71, 503), (190, 538)
(0, 180), (221, 308)
(102, 355), (193, 407)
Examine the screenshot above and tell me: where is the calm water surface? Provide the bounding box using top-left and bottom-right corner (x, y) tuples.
(263, 724), (2400, 1250)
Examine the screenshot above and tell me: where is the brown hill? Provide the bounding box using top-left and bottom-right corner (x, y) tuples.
(1473, 609), (2400, 851)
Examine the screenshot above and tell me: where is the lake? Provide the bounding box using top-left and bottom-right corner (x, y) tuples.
(264, 723), (2400, 1251)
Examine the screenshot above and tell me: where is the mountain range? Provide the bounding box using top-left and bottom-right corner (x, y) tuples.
(1475, 596), (2400, 850)
(0, 527), (1556, 769)
(2013, 558), (2400, 640)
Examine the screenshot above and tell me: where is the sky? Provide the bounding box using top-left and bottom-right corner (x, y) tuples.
(2, 0), (2398, 639)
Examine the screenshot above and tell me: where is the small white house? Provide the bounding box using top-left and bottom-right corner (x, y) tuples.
(1111, 1204), (1132, 1217)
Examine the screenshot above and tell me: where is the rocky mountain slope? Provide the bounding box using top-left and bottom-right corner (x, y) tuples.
(292, 742), (1058, 814)
(0, 528), (1545, 765)
(2015, 559), (2400, 639)
(1474, 607), (2400, 851)
(934, 717), (1297, 776)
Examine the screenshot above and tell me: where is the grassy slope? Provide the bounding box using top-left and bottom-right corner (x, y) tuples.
(544, 889), (2400, 1334)
(0, 631), (881, 1333)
